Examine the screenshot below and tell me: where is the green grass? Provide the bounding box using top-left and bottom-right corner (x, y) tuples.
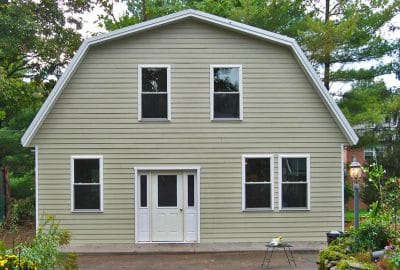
(345, 209), (369, 222)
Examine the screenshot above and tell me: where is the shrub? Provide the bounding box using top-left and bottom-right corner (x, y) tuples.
(19, 215), (78, 270)
(352, 218), (391, 251)
(10, 173), (34, 200)
(10, 197), (35, 224)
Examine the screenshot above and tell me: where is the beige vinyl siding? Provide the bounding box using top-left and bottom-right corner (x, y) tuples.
(32, 18), (347, 244)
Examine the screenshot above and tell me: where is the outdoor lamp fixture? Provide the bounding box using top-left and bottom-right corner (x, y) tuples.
(349, 156), (362, 230)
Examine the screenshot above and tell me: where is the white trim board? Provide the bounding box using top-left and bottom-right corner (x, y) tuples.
(21, 9), (358, 147)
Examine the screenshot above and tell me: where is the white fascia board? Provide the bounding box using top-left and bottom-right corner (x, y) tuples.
(21, 9), (358, 146)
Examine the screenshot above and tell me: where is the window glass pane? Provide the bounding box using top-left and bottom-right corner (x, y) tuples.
(74, 159), (99, 183)
(245, 158), (270, 182)
(214, 68), (239, 92)
(142, 68), (167, 92)
(214, 93), (239, 118)
(245, 184), (271, 208)
(282, 183), (307, 208)
(188, 175), (194, 207)
(282, 158), (307, 182)
(142, 93), (167, 118)
(140, 175), (147, 207)
(74, 185), (100, 210)
(158, 175), (177, 207)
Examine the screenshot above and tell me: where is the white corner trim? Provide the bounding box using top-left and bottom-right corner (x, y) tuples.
(278, 154), (311, 211)
(241, 154), (274, 211)
(34, 145), (39, 233)
(21, 9), (357, 147)
(210, 64), (243, 120)
(70, 155), (104, 212)
(341, 144), (345, 232)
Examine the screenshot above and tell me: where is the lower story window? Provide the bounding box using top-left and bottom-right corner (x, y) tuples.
(279, 155), (310, 210)
(71, 156), (103, 211)
(242, 155), (273, 210)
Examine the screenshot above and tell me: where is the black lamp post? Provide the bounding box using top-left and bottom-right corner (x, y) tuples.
(349, 156), (362, 230)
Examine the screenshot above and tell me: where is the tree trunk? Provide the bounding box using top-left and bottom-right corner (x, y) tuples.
(142, 0), (147, 22)
(324, 0), (331, 91)
(3, 166), (11, 222)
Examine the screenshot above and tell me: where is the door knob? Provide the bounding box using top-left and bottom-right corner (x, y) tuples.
(180, 208), (183, 212)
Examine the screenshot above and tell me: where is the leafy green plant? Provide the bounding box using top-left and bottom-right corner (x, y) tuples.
(352, 218), (391, 251)
(19, 215), (78, 270)
(10, 173), (34, 200)
(388, 247), (400, 268)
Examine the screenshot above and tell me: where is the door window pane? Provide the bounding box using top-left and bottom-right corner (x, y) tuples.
(140, 175), (147, 207)
(158, 175), (177, 207)
(188, 175), (194, 207)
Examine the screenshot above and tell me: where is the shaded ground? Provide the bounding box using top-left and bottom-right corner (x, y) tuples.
(78, 251), (318, 270)
(0, 223), (35, 249)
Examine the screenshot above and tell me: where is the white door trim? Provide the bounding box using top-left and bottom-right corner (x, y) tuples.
(134, 166), (201, 243)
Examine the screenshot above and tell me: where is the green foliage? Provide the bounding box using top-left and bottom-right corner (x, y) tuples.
(344, 180), (353, 204)
(9, 197), (35, 226)
(353, 218), (391, 251)
(388, 247), (400, 268)
(319, 244), (350, 270)
(10, 173), (34, 200)
(20, 215), (78, 270)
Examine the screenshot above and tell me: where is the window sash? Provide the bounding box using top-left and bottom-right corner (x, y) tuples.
(210, 65), (242, 120)
(245, 182), (271, 209)
(71, 156), (103, 212)
(279, 155), (310, 210)
(138, 65), (171, 120)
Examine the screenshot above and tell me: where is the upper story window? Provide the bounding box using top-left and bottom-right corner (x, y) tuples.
(279, 155), (310, 210)
(71, 156), (103, 212)
(210, 65), (243, 120)
(242, 155), (273, 210)
(138, 65), (171, 120)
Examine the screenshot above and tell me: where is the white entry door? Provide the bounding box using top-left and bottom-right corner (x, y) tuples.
(151, 173), (184, 242)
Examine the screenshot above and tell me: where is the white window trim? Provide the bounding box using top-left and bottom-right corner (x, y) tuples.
(210, 64), (243, 120)
(278, 154), (310, 211)
(138, 64), (171, 121)
(242, 154), (274, 211)
(70, 155), (104, 213)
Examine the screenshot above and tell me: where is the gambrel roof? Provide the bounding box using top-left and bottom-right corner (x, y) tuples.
(21, 9), (358, 146)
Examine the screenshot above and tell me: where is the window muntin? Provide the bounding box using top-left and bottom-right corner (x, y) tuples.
(71, 156), (103, 212)
(211, 65), (242, 120)
(138, 65), (170, 120)
(242, 155), (273, 210)
(279, 156), (310, 210)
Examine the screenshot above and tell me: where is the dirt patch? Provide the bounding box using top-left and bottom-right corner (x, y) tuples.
(0, 223), (35, 249)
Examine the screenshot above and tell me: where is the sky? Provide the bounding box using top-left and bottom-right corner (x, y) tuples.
(76, 1), (400, 94)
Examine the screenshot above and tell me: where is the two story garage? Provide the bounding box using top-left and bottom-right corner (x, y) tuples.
(22, 9), (357, 245)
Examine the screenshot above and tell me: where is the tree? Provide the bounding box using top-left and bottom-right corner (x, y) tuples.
(299, 0), (400, 91)
(0, 0), (93, 222)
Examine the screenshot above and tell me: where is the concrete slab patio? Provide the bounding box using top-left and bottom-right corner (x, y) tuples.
(62, 242), (326, 254)
(69, 243), (323, 269)
(77, 251), (319, 270)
